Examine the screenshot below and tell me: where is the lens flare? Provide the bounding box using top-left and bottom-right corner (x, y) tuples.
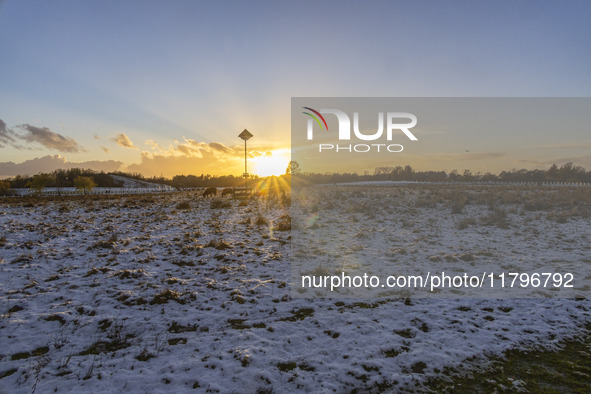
(251, 150), (290, 177)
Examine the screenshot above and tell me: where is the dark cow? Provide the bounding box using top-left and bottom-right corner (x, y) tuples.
(221, 188), (234, 197)
(202, 187), (217, 197)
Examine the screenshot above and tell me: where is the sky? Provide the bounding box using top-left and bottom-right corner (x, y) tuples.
(292, 97), (591, 174)
(1, 0), (590, 178)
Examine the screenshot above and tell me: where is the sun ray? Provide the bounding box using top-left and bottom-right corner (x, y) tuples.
(251, 150), (290, 177)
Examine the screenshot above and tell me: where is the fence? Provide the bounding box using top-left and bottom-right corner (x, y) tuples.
(328, 180), (591, 187)
(7, 186), (175, 197)
(5, 181), (591, 197)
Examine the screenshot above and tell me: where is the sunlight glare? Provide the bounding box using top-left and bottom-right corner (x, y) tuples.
(251, 151), (290, 177)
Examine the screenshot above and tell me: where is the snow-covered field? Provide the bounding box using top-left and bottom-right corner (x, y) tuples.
(291, 184), (591, 298)
(0, 187), (590, 393)
(109, 175), (175, 190)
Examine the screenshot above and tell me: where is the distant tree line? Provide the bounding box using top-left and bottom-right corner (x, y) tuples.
(1, 162), (589, 196)
(169, 174), (249, 189)
(1, 169), (255, 193)
(6, 169), (121, 189)
(110, 171), (251, 189)
(294, 162), (591, 184)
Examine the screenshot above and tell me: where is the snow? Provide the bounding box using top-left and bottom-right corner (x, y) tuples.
(0, 187), (589, 392)
(109, 175), (173, 190)
(291, 185), (590, 298)
(329, 181), (425, 186)
(9, 175), (173, 197)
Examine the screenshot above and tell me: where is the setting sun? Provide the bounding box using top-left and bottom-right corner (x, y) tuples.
(251, 150), (290, 177)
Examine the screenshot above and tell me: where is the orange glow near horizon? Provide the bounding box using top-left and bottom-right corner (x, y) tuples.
(251, 150), (290, 177)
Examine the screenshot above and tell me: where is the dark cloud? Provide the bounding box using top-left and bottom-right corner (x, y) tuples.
(167, 138), (272, 159)
(127, 138), (281, 177)
(0, 119), (19, 148)
(175, 143), (197, 156)
(0, 155), (123, 178)
(125, 150), (242, 178)
(18, 124), (83, 152)
(161, 139), (243, 158)
(1, 119), (84, 152)
(208, 142), (234, 155)
(111, 133), (137, 149)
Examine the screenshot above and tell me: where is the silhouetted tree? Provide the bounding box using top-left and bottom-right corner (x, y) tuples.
(0, 180), (11, 196)
(285, 161), (301, 175)
(29, 173), (54, 194)
(74, 176), (96, 194)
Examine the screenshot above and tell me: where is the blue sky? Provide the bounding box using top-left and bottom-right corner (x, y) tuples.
(1, 0), (590, 177)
